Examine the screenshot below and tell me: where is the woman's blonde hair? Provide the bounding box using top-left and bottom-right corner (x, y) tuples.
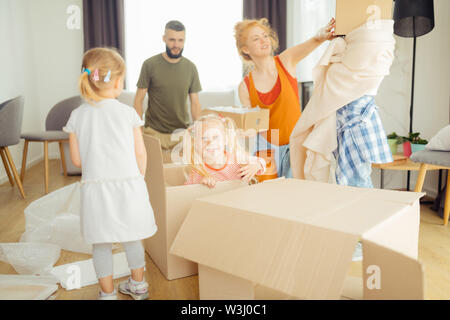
(234, 18), (279, 62)
(182, 114), (248, 178)
(78, 47), (125, 103)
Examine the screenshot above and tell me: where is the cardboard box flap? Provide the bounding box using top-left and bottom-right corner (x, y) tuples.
(144, 135), (169, 270)
(312, 199), (415, 236)
(171, 200), (359, 299)
(362, 189), (424, 206)
(163, 165), (188, 187)
(362, 239), (424, 300)
(184, 179), (418, 236)
(144, 134), (168, 220)
(361, 201), (420, 259)
(165, 180), (246, 244)
(189, 179), (372, 224)
(341, 276), (363, 300)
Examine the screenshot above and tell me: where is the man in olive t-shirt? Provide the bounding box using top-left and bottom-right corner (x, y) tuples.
(133, 20), (202, 150)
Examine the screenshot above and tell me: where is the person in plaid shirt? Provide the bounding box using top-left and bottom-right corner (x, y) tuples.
(333, 95), (393, 188)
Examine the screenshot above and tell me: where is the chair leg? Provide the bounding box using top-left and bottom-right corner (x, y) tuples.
(4, 147), (26, 199)
(44, 141), (49, 194)
(414, 163), (428, 192)
(443, 170), (450, 227)
(20, 140), (29, 182)
(1, 147), (14, 187)
(59, 141), (67, 177)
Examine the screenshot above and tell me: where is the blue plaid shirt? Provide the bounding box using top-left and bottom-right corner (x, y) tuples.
(333, 96), (392, 186)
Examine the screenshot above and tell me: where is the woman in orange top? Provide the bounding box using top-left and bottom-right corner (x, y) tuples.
(234, 18), (335, 178)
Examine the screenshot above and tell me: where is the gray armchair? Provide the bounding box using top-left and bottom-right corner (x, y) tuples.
(20, 96), (82, 194)
(0, 96), (25, 198)
(411, 150), (450, 226)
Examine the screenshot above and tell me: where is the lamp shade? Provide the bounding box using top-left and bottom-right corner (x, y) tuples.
(394, 0), (435, 37)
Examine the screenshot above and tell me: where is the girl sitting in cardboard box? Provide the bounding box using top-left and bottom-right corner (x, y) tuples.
(183, 114), (266, 187)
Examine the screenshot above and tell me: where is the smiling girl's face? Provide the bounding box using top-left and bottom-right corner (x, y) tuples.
(195, 119), (226, 166)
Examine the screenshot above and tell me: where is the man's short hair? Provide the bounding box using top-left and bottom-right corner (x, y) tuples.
(165, 20), (185, 32)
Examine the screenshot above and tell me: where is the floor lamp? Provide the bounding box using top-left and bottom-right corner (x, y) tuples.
(393, 0), (435, 190)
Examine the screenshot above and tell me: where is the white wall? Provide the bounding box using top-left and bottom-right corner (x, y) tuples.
(0, 0), (41, 184)
(375, 0), (450, 195)
(0, 0), (84, 184)
(287, 0), (450, 195)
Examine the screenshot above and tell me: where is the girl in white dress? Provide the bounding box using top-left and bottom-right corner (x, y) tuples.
(64, 48), (157, 300)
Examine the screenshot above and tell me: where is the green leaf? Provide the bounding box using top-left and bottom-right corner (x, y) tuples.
(387, 132), (398, 139)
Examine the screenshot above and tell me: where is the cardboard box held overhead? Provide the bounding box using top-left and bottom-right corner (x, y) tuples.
(201, 106), (269, 133)
(335, 0), (393, 35)
(171, 179), (425, 299)
(142, 135), (246, 280)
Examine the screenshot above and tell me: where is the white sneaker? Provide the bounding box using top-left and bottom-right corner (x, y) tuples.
(97, 289), (117, 300)
(119, 277), (149, 300)
(352, 242), (363, 262)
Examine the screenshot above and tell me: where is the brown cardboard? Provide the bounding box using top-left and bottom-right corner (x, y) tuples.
(170, 179), (424, 299)
(335, 0), (393, 35)
(201, 106), (269, 132)
(162, 150), (173, 164)
(341, 276), (364, 300)
(142, 134), (245, 280)
(362, 240), (424, 300)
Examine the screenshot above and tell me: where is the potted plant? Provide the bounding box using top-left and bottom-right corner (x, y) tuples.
(397, 133), (428, 157)
(409, 132), (428, 153)
(386, 132), (399, 155)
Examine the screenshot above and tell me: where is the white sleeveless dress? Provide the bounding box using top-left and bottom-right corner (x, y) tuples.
(63, 99), (157, 244)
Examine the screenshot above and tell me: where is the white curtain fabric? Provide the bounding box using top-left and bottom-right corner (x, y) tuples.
(287, 0), (336, 82)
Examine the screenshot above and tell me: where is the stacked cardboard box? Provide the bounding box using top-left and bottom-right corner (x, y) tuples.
(201, 106), (269, 133)
(335, 0), (393, 35)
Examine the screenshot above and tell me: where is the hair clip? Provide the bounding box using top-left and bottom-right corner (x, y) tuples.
(104, 70), (111, 83)
(82, 67), (91, 75)
(92, 69), (100, 81)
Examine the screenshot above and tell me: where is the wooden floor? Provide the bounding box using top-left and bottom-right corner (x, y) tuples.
(0, 160), (449, 300)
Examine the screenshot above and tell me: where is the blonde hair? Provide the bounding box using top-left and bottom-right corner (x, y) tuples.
(234, 18), (279, 62)
(78, 48), (125, 103)
(182, 114), (247, 178)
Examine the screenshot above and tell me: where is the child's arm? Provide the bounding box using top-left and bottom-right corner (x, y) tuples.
(201, 176), (217, 188)
(68, 133), (81, 168)
(133, 127), (147, 176)
(238, 156), (266, 183)
(185, 170), (217, 188)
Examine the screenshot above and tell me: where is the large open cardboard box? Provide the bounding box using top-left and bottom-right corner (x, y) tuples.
(143, 135), (246, 280)
(335, 0), (393, 35)
(171, 179), (425, 299)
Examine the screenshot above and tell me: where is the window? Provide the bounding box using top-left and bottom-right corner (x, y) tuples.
(124, 0), (243, 91)
(287, 0), (335, 82)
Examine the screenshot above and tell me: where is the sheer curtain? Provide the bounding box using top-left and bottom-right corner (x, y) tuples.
(124, 0), (243, 91)
(287, 0), (335, 82)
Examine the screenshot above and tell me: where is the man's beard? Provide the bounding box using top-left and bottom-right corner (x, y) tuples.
(166, 46), (184, 59)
